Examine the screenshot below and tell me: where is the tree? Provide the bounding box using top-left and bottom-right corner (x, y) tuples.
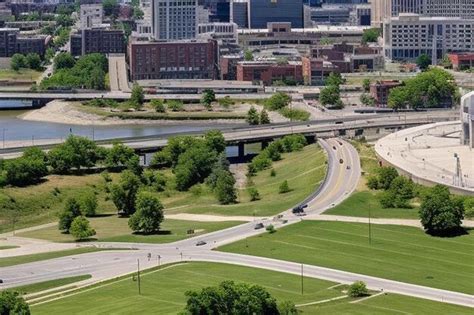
(214, 170), (237, 204)
(130, 83), (145, 109)
(325, 72), (344, 87)
(366, 175), (379, 190)
(54, 52), (75, 71)
(10, 54), (27, 71)
(90, 67), (106, 90)
(4, 148), (48, 186)
(204, 130), (226, 154)
(201, 89), (216, 110)
(278, 300), (298, 315)
(150, 99), (166, 112)
(319, 85), (342, 108)
(167, 100), (184, 111)
(265, 92), (291, 110)
(206, 153), (230, 189)
(218, 96), (234, 109)
(363, 78), (371, 92)
(0, 290), (30, 315)
(246, 106), (260, 125)
(416, 54), (431, 71)
(70, 216), (96, 240)
(348, 281), (369, 297)
(183, 281), (279, 315)
(110, 170), (141, 216)
(45, 48), (55, 61)
(360, 93), (376, 106)
(362, 28), (381, 44)
(142, 169), (167, 192)
(105, 142), (138, 169)
(279, 180), (290, 194)
(377, 167), (398, 190)
(128, 191), (164, 234)
(26, 53), (41, 70)
(244, 49), (254, 61)
(419, 185), (465, 235)
(247, 187), (260, 201)
(259, 109), (270, 124)
(79, 190), (98, 217)
(440, 54), (452, 69)
(103, 0), (119, 17)
(58, 198), (82, 232)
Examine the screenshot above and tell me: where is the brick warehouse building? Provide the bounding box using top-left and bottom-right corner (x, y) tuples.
(236, 61), (303, 85)
(128, 39), (219, 81)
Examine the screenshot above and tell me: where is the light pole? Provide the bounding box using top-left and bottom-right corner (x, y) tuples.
(137, 259), (141, 295)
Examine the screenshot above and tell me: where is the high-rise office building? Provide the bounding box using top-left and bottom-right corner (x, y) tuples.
(151, 0), (197, 40)
(249, 0), (304, 29)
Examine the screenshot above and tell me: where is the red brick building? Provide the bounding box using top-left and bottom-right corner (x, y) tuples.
(370, 80), (402, 107)
(236, 61), (303, 85)
(302, 57), (341, 85)
(448, 53), (474, 71)
(128, 39), (219, 81)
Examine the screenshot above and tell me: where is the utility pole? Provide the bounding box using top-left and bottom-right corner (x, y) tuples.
(157, 255), (161, 267)
(301, 264), (304, 295)
(137, 259), (141, 295)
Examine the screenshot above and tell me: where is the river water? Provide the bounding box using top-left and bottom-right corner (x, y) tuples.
(0, 101), (244, 142)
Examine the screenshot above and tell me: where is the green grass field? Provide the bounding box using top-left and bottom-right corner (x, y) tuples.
(0, 245), (18, 250)
(0, 248), (103, 267)
(30, 262), (471, 315)
(14, 275), (91, 295)
(19, 217), (242, 243)
(0, 69), (42, 81)
(324, 191), (419, 219)
(162, 144), (327, 217)
(220, 221), (474, 294)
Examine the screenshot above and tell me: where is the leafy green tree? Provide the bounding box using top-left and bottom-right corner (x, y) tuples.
(325, 72), (344, 86)
(142, 169), (167, 192)
(206, 153), (230, 189)
(4, 148), (48, 186)
(90, 67), (106, 90)
(387, 86), (408, 110)
(246, 106), (260, 125)
(279, 180), (290, 194)
(201, 89), (216, 110)
(54, 52), (75, 71)
(45, 48), (55, 61)
(247, 187), (260, 201)
(319, 85), (342, 108)
(26, 53), (42, 70)
(419, 185), (465, 235)
(363, 78), (371, 92)
(416, 54), (431, 71)
(70, 216), (96, 240)
(79, 190), (98, 217)
(174, 143), (217, 191)
(110, 170), (141, 216)
(105, 142), (137, 169)
(58, 198), (82, 232)
(265, 92), (291, 110)
(0, 290), (30, 315)
(264, 141), (282, 161)
(244, 49), (254, 61)
(130, 83), (145, 109)
(11, 54), (27, 71)
(103, 0), (119, 17)
(377, 166), (398, 190)
(55, 14), (73, 27)
(360, 93), (376, 106)
(348, 281), (369, 297)
(259, 109), (270, 124)
(366, 175), (379, 190)
(214, 170), (237, 204)
(150, 99), (166, 112)
(281, 134), (307, 152)
(278, 300), (298, 315)
(440, 54), (452, 69)
(362, 28), (381, 43)
(183, 281), (279, 315)
(464, 197), (474, 218)
(204, 130), (226, 154)
(128, 191), (164, 234)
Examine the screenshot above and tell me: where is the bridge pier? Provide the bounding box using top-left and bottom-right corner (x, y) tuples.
(238, 143), (245, 159)
(261, 140), (270, 150)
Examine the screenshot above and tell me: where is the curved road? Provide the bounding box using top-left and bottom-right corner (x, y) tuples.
(1, 140), (472, 308)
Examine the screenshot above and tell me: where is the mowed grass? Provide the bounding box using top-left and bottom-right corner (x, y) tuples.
(14, 275), (91, 295)
(19, 217), (242, 244)
(0, 69), (42, 81)
(163, 144), (327, 217)
(30, 262), (471, 315)
(0, 247), (103, 267)
(220, 221), (474, 294)
(324, 191), (419, 219)
(0, 173), (118, 233)
(0, 246), (19, 250)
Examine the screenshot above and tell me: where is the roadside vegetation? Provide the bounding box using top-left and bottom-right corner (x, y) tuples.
(14, 275), (92, 296)
(27, 262), (471, 315)
(220, 220), (474, 294)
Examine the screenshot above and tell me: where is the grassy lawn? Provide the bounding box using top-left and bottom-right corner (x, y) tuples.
(14, 275), (91, 295)
(0, 247), (103, 267)
(162, 144), (327, 217)
(19, 217), (242, 244)
(0, 246), (19, 250)
(220, 221), (474, 294)
(324, 191), (419, 219)
(30, 262), (471, 315)
(0, 69), (42, 81)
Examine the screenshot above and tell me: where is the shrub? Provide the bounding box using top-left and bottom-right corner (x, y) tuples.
(150, 99), (166, 112)
(279, 108), (310, 121)
(348, 281), (369, 297)
(270, 169), (276, 177)
(264, 92), (291, 110)
(246, 106), (260, 125)
(279, 180), (290, 194)
(167, 100), (184, 111)
(58, 198), (82, 232)
(218, 96), (234, 109)
(247, 187), (260, 201)
(0, 290), (30, 315)
(266, 224), (276, 233)
(70, 216), (96, 241)
(79, 190), (98, 217)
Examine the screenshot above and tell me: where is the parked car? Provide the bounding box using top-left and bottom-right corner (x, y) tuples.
(254, 223), (264, 230)
(339, 158), (344, 164)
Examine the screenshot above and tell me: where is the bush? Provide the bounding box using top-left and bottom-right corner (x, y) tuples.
(58, 198), (82, 232)
(366, 175), (379, 190)
(10, 54), (27, 71)
(247, 187), (260, 201)
(150, 99), (166, 112)
(130, 84), (145, 109)
(70, 216), (96, 241)
(264, 92), (291, 110)
(167, 100), (184, 112)
(266, 224), (276, 233)
(218, 96), (234, 109)
(278, 300), (298, 315)
(281, 134), (307, 152)
(348, 281), (369, 297)
(0, 290), (30, 315)
(79, 190), (98, 217)
(279, 180), (290, 194)
(142, 169), (167, 192)
(279, 108), (310, 121)
(4, 149), (48, 186)
(246, 106), (260, 125)
(270, 169), (276, 177)
(259, 109), (271, 124)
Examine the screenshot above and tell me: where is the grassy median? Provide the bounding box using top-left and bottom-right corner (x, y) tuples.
(30, 262), (471, 315)
(220, 221), (474, 294)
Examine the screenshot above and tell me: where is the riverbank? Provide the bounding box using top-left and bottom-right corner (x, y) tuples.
(19, 100), (287, 126)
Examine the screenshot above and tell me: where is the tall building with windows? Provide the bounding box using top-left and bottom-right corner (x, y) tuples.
(248, 0), (303, 29)
(151, 0), (197, 40)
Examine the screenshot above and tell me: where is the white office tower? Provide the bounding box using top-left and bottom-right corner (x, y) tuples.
(151, 0), (197, 40)
(80, 4), (103, 29)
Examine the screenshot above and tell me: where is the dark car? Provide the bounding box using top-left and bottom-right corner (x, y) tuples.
(346, 165), (351, 170)
(254, 223), (264, 230)
(0, 279), (3, 283)
(339, 158), (344, 164)
(292, 206), (305, 214)
(196, 241), (207, 246)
